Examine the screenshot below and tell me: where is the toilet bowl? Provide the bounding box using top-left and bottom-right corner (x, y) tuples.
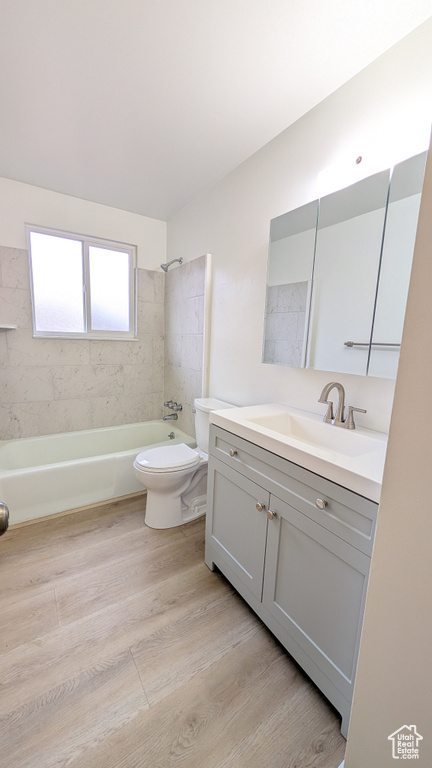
(133, 397), (234, 529)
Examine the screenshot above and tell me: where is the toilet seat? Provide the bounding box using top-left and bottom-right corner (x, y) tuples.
(135, 443), (201, 473)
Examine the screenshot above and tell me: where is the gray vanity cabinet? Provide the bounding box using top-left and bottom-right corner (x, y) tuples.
(208, 460), (269, 600)
(205, 424), (378, 738)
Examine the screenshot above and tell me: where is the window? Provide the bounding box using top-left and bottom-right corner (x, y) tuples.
(27, 226), (136, 339)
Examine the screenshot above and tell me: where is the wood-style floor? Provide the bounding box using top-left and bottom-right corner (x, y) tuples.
(0, 496), (346, 768)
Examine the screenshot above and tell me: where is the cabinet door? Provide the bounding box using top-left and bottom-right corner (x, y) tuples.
(205, 456), (269, 601)
(263, 494), (370, 700)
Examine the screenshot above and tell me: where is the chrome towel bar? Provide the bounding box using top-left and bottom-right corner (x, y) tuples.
(344, 341), (400, 348)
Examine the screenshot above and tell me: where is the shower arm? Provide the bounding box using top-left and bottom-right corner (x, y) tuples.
(160, 257), (183, 272)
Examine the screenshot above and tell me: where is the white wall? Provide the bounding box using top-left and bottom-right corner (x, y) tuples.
(167, 19), (432, 435)
(343, 120), (432, 768)
(0, 177), (166, 269)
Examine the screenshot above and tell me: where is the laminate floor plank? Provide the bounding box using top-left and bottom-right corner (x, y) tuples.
(0, 588), (59, 652)
(2, 495), (147, 557)
(76, 629), (344, 768)
(131, 588), (260, 706)
(1, 498), (345, 768)
(0, 563), (228, 717)
(0, 513), (185, 603)
(55, 523), (205, 624)
(0, 648), (149, 768)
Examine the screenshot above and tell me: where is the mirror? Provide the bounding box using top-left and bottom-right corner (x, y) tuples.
(368, 152), (427, 377)
(263, 151), (427, 378)
(307, 169), (390, 375)
(262, 200), (318, 366)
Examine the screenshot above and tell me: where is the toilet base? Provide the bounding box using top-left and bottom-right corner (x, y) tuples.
(144, 490), (206, 529)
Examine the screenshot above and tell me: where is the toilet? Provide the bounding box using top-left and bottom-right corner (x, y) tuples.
(133, 397), (234, 529)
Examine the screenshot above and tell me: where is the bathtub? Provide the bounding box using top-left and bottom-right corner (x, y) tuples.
(0, 421), (196, 525)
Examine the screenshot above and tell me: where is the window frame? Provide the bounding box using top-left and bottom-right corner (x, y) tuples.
(26, 224), (137, 340)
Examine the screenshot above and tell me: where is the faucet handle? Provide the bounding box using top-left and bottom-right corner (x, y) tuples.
(320, 400), (334, 424)
(344, 406), (367, 429)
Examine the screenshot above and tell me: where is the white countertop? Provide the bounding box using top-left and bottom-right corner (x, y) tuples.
(210, 403), (388, 503)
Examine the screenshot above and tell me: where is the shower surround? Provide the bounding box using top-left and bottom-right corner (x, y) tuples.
(0, 246), (206, 441)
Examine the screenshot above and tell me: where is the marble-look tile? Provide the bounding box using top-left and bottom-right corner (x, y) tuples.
(265, 285), (278, 314)
(6, 329), (90, 367)
(5, 399), (93, 439)
(165, 255), (205, 303)
(164, 366), (202, 410)
(273, 341), (304, 367)
(0, 333), (8, 365)
(277, 281), (308, 313)
(164, 332), (182, 369)
(0, 366), (54, 404)
(121, 364), (164, 397)
(137, 300), (164, 336)
(0, 404), (17, 440)
(53, 364), (126, 401)
(165, 296), (203, 336)
(90, 393), (164, 429)
(264, 312), (299, 342)
(0, 286), (32, 329)
(181, 334), (203, 372)
(0, 247), (30, 290)
(137, 268), (165, 304)
(263, 340), (275, 364)
(175, 405), (196, 439)
(152, 334), (165, 369)
(89, 337), (154, 366)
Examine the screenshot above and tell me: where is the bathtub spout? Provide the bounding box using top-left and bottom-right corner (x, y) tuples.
(163, 413), (178, 421)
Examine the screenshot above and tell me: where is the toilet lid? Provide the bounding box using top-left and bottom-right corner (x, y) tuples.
(135, 443), (201, 472)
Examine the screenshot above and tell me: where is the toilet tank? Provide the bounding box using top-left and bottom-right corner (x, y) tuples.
(194, 397), (234, 454)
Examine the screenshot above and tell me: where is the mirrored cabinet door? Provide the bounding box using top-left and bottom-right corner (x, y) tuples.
(262, 149), (428, 379)
(307, 169), (390, 376)
(263, 200), (318, 367)
(368, 151), (427, 378)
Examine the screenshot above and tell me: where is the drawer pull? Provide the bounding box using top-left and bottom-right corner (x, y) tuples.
(267, 509), (277, 520)
(229, 448), (237, 457)
(315, 498), (327, 510)
(256, 502), (266, 513)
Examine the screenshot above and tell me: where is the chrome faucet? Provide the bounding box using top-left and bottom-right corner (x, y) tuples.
(163, 413), (178, 421)
(318, 381), (366, 429)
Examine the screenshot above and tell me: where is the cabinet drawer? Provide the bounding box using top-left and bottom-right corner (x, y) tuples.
(209, 424), (377, 556)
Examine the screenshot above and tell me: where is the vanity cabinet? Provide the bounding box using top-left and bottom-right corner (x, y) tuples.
(205, 424), (378, 738)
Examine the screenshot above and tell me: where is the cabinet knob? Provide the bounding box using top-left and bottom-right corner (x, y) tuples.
(256, 502), (266, 512)
(229, 448), (237, 457)
(315, 498), (327, 510)
(267, 509), (277, 520)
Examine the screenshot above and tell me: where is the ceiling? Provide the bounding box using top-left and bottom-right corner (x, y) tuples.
(1, 1), (431, 221)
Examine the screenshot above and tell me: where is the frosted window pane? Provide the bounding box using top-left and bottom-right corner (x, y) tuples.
(30, 233), (84, 332)
(89, 247), (130, 331)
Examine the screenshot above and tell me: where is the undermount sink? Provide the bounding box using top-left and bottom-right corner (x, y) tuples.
(209, 403), (388, 502)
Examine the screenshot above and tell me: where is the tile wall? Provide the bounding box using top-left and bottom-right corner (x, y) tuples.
(0, 246), (165, 439)
(263, 280), (308, 366)
(164, 255), (205, 436)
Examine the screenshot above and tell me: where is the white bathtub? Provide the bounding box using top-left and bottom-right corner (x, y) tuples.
(0, 421), (196, 525)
